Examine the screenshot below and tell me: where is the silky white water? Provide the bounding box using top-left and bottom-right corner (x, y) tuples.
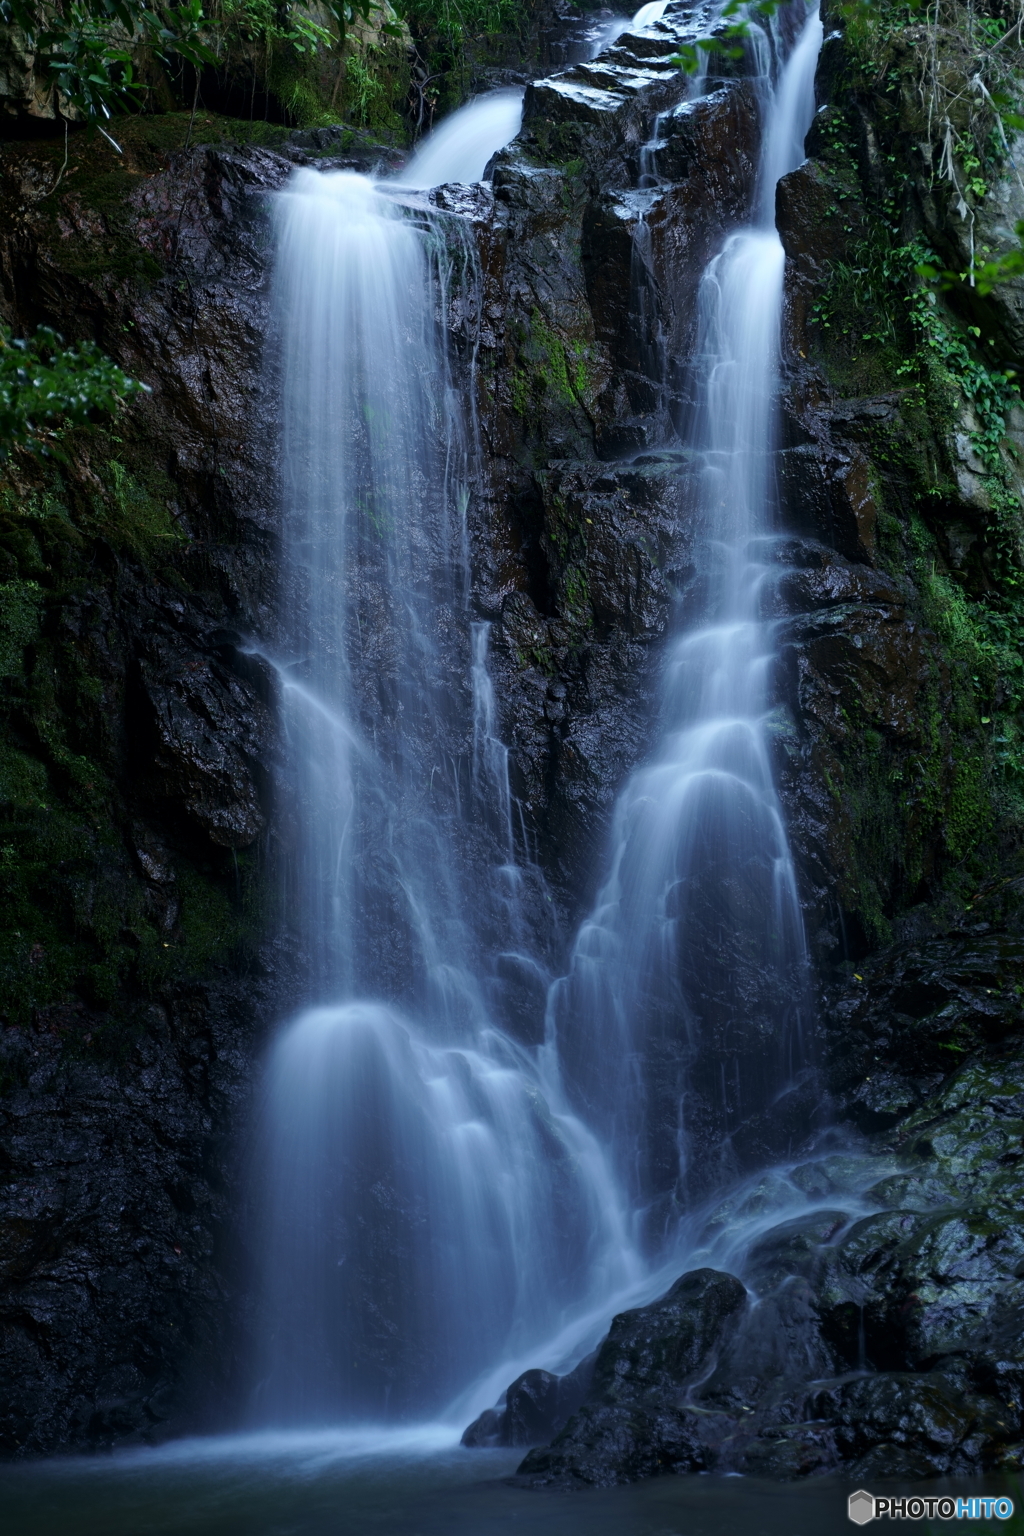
(259, 2), (826, 1430)
(388, 0), (673, 190)
(261, 162), (636, 1424)
(551, 3), (823, 1242)
(397, 89), (524, 188)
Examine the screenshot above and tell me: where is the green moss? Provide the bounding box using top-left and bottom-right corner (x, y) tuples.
(512, 310), (599, 425)
(0, 580), (43, 678)
(561, 562), (592, 628)
(0, 443), (184, 578)
(37, 162), (165, 287)
(948, 750), (990, 862)
(0, 448), (261, 1064)
(0, 661), (258, 1036)
(90, 455), (186, 560)
(511, 366), (530, 417)
(802, 24), (1024, 933)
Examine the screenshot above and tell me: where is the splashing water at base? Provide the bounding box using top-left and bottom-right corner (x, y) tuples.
(8, 1433), (997, 1536)
(257, 1004), (637, 1422)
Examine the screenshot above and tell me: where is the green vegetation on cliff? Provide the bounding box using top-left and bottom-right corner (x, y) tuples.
(0, 0), (542, 141)
(0, 449), (263, 1048)
(788, 0), (1024, 941)
(0, 323), (147, 458)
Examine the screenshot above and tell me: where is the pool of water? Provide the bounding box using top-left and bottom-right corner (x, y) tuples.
(0, 1431), (1019, 1536)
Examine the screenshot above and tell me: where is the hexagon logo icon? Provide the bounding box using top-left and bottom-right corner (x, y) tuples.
(848, 1490), (875, 1525)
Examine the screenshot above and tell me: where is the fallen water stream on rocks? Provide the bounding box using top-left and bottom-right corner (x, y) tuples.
(3, 0), (1024, 1498)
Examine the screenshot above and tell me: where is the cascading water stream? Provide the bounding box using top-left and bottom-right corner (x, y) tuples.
(257, 159), (637, 1426)
(397, 89), (525, 188)
(550, 4), (824, 1244)
(392, 0), (674, 191)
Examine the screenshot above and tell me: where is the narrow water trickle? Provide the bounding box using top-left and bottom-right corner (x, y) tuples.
(258, 0), (830, 1437)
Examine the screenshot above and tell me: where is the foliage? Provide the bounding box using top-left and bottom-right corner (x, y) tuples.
(669, 0), (785, 76)
(920, 218), (1024, 294)
(840, 0), (1024, 289)
(394, 0), (526, 51)
(671, 0), (1024, 296)
(0, 0), (388, 130)
(0, 0), (217, 125)
(394, 0), (528, 123)
(0, 325), (148, 462)
(802, 6), (1024, 909)
(212, 0), (332, 55)
(0, 580), (43, 677)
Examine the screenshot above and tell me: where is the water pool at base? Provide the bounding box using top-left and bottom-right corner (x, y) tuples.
(0, 1437), (1018, 1536)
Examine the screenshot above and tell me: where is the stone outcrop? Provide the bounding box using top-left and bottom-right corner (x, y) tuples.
(515, 1270), (748, 1483)
(461, 1352), (596, 1447)
(452, 15), (765, 914)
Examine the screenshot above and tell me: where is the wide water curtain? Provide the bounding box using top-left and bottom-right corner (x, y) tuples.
(552, 4), (823, 1241)
(262, 170), (633, 1425)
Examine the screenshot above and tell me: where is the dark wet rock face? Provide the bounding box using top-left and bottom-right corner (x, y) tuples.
(462, 1354), (596, 1447)
(138, 629), (277, 850)
(0, 122), (299, 1452)
(477, 1094), (1024, 1482)
(767, 57), (1024, 962)
(826, 918), (1024, 1130)
(460, 30), (765, 919)
(516, 1270), (747, 1484)
(0, 987), (271, 1454)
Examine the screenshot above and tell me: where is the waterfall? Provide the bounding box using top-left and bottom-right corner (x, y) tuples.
(397, 90), (525, 189)
(598, 0), (671, 54)
(550, 5), (824, 1242)
(258, 1), (825, 1431)
(258, 167), (636, 1425)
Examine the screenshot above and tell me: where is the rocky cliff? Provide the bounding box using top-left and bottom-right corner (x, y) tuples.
(1, 0), (1024, 1472)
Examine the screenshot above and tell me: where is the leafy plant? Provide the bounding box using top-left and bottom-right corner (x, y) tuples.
(669, 0), (787, 75)
(0, 325), (148, 461)
(0, 0), (389, 130)
(395, 0), (526, 122)
(919, 219), (1024, 295)
(0, 0), (217, 126)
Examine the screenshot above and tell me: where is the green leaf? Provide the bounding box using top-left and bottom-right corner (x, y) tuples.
(0, 325), (148, 462)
